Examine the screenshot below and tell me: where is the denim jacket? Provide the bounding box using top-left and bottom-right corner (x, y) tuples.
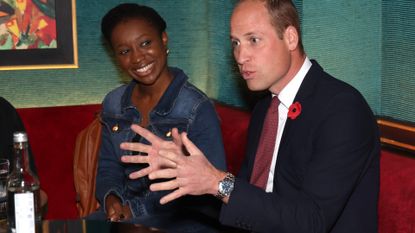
(95, 67), (226, 231)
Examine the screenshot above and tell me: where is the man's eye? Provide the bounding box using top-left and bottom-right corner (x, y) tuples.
(250, 37), (260, 43)
(231, 40), (240, 48)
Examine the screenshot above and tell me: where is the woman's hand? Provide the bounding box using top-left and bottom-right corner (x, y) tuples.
(105, 194), (132, 222)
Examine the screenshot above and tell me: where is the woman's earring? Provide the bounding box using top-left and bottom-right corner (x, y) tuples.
(166, 49), (170, 55)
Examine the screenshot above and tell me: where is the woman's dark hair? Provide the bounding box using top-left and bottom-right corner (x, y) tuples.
(101, 3), (167, 44)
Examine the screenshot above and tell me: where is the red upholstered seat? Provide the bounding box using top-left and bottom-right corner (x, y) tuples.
(378, 149), (415, 233)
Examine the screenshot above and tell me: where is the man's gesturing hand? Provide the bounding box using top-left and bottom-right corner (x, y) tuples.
(120, 124), (181, 179)
(148, 132), (226, 205)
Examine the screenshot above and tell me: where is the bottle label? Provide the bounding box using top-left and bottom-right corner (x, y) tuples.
(14, 193), (35, 233)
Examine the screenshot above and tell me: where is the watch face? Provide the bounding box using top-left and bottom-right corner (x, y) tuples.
(219, 182), (226, 192)
(219, 178), (234, 195)
(220, 182), (228, 193)
(216, 173), (235, 199)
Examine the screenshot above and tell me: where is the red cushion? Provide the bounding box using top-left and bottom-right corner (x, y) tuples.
(17, 104), (101, 219)
(215, 103), (251, 175)
(379, 150), (415, 233)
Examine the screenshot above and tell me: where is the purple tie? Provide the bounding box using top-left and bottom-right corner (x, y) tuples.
(250, 97), (280, 189)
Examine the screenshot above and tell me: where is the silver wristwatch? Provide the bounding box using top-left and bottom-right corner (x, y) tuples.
(215, 172), (235, 199)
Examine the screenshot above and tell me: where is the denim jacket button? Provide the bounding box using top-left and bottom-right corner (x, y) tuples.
(112, 124), (119, 132)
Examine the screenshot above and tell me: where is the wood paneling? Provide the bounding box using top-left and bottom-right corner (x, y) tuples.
(377, 118), (415, 153)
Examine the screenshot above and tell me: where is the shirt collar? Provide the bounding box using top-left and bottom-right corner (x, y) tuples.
(275, 57), (312, 109)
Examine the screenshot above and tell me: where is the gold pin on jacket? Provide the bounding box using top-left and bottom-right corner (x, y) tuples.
(112, 124), (119, 132)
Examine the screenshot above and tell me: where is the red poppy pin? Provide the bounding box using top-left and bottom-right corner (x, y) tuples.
(288, 101), (302, 120)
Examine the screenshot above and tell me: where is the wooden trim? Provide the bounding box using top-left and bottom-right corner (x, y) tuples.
(377, 118), (415, 153)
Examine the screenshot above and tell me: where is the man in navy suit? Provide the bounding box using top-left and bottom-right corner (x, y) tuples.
(121, 0), (380, 232)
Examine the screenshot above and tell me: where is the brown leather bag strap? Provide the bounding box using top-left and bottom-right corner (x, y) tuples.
(73, 116), (102, 217)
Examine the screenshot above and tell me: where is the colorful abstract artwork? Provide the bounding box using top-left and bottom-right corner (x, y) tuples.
(0, 0), (56, 50)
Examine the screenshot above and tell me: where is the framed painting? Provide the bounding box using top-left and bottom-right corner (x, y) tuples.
(0, 0), (78, 70)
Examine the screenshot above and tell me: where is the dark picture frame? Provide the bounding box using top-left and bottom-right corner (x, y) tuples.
(0, 0), (78, 70)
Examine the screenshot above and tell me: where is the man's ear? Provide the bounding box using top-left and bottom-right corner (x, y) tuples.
(284, 26), (299, 51)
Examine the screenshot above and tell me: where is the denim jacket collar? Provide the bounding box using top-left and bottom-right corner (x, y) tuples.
(120, 67), (188, 116)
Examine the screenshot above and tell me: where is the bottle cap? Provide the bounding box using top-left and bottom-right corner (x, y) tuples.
(13, 132), (28, 143)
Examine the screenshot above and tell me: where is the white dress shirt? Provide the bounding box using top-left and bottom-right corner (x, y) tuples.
(265, 57), (312, 192)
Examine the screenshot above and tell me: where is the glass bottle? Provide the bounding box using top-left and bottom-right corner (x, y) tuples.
(7, 132), (41, 233)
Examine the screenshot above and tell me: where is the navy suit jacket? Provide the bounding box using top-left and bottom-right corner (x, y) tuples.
(219, 61), (380, 233)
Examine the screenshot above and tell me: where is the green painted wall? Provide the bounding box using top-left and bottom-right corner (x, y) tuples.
(302, 1), (381, 115)
(381, 0), (415, 123)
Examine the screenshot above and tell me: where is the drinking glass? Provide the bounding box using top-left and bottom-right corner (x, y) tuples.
(0, 159), (9, 221)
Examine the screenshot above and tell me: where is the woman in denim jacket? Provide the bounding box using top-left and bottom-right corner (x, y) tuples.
(93, 3), (226, 232)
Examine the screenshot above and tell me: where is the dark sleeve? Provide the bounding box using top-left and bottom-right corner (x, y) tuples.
(220, 91), (380, 232)
(95, 118), (126, 211)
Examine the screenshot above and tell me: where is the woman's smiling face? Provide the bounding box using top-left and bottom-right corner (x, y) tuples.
(110, 18), (168, 86)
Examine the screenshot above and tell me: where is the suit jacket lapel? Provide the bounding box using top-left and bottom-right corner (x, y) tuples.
(276, 60), (322, 172)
